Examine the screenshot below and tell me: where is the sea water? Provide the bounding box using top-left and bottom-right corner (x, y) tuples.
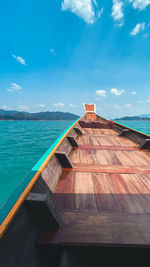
(0, 121), (73, 209)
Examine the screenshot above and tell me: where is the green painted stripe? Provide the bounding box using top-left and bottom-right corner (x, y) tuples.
(0, 119), (79, 225)
(114, 121), (150, 137)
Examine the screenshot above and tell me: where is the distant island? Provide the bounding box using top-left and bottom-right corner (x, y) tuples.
(114, 115), (150, 121)
(0, 109), (79, 121)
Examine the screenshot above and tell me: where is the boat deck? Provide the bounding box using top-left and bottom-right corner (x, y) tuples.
(39, 127), (150, 247)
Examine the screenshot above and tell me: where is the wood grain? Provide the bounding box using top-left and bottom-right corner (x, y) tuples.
(37, 212), (150, 247)
(54, 126), (150, 219)
(63, 165), (150, 174)
(75, 172), (97, 212)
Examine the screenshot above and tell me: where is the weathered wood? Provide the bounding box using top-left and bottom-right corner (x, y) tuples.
(37, 212), (150, 247)
(31, 175), (53, 195)
(139, 139), (150, 149)
(53, 170), (150, 214)
(41, 154), (62, 192)
(115, 123), (149, 146)
(119, 129), (130, 137)
(78, 145), (139, 151)
(67, 136), (78, 148)
(77, 134), (137, 147)
(74, 127), (83, 135)
(55, 152), (73, 168)
(79, 121), (111, 129)
(25, 192), (61, 229)
(57, 138), (72, 156)
(63, 165), (150, 174)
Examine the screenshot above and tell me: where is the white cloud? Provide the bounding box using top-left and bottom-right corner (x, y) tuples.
(138, 100), (144, 103)
(18, 105), (29, 110)
(53, 102), (65, 107)
(128, 0), (150, 10)
(50, 48), (55, 53)
(6, 83), (22, 92)
(131, 91), (136, 95)
(124, 104), (132, 108)
(12, 54), (27, 65)
(11, 83), (22, 90)
(130, 22), (145, 36)
(110, 88), (125, 96)
(61, 0), (103, 24)
(68, 104), (76, 107)
(111, 0), (124, 23)
(37, 104), (45, 107)
(146, 98), (150, 103)
(96, 90), (106, 98)
(1, 105), (10, 109)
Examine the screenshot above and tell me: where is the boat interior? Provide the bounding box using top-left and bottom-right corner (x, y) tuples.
(38, 104), (150, 265)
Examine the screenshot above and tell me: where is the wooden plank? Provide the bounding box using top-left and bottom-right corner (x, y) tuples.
(78, 135), (137, 147)
(53, 172), (75, 211)
(121, 174), (150, 194)
(125, 151), (150, 166)
(55, 152), (73, 168)
(25, 192), (61, 229)
(63, 164), (150, 174)
(92, 173), (123, 213)
(135, 150), (150, 165)
(74, 172), (97, 212)
(54, 171), (150, 214)
(90, 136), (100, 146)
(69, 149), (81, 164)
(41, 155), (62, 192)
(115, 151), (135, 166)
(139, 173), (150, 190)
(37, 212), (150, 247)
(95, 150), (108, 165)
(107, 150), (122, 165)
(111, 174), (150, 214)
(78, 145), (139, 151)
(84, 128), (118, 135)
(57, 138), (72, 156)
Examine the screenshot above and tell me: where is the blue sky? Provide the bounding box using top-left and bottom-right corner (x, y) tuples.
(0, 0), (150, 118)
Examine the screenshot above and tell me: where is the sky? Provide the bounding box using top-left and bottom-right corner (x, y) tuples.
(0, 0), (150, 119)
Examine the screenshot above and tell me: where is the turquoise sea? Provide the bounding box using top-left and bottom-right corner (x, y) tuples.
(0, 121), (73, 210)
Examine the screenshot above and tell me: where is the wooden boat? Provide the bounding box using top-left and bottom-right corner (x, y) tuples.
(1, 104), (150, 266)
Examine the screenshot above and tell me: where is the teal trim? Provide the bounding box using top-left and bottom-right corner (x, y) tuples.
(0, 119), (79, 225)
(114, 121), (150, 137)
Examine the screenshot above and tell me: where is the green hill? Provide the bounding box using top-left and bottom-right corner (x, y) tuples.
(0, 109), (79, 121)
(114, 116), (150, 121)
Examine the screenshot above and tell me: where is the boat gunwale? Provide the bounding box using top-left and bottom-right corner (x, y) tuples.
(114, 121), (150, 138)
(0, 118), (80, 238)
